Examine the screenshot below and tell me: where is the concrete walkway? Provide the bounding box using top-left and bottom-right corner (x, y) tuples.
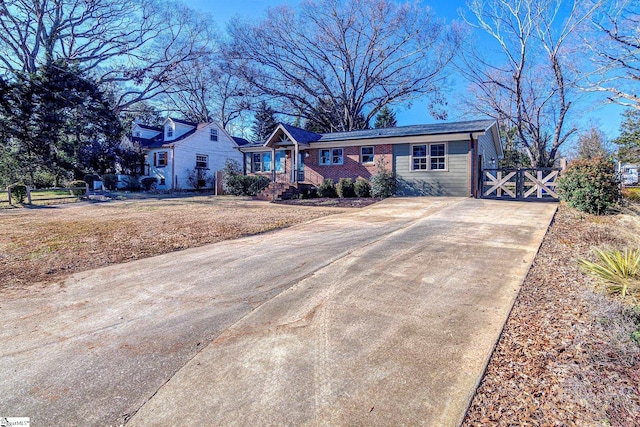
(0, 198), (556, 426)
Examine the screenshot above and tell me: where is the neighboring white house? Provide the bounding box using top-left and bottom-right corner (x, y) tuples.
(130, 117), (246, 190)
(620, 163), (639, 186)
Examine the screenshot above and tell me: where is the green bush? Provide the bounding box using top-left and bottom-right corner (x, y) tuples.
(32, 170), (56, 189)
(354, 178), (371, 198)
(102, 174), (117, 190)
(557, 157), (620, 214)
(69, 180), (86, 196)
(370, 158), (395, 198)
(317, 179), (337, 198)
(246, 175), (270, 196)
(336, 178), (355, 198)
(9, 183), (27, 204)
(140, 177), (158, 191)
(222, 159), (244, 195)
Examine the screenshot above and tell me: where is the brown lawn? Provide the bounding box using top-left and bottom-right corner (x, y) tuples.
(0, 195), (346, 293)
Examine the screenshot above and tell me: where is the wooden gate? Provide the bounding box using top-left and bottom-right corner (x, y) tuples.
(481, 168), (559, 201)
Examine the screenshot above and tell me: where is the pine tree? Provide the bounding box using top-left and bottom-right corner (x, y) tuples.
(613, 109), (640, 163)
(374, 106), (397, 129)
(251, 101), (278, 142)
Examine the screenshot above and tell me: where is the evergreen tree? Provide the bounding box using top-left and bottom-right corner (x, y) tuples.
(0, 61), (123, 185)
(304, 98), (369, 133)
(251, 101), (278, 141)
(374, 106), (397, 128)
(613, 109), (640, 163)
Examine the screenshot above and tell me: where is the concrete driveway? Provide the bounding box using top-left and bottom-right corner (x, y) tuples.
(0, 197), (556, 426)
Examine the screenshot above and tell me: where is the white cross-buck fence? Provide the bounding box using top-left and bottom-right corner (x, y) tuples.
(481, 168), (559, 201)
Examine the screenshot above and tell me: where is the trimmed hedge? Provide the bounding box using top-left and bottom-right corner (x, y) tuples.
(317, 179), (337, 198)
(9, 183), (27, 204)
(354, 178), (371, 198)
(140, 177), (158, 191)
(69, 180), (87, 196)
(336, 178), (356, 198)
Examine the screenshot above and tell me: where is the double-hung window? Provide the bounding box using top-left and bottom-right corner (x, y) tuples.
(155, 151), (168, 167)
(411, 143), (447, 171)
(251, 152), (272, 172)
(361, 146), (374, 164)
(196, 154), (208, 169)
(320, 148), (344, 165)
(210, 129), (218, 141)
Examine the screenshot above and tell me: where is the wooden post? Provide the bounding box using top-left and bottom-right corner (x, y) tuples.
(7, 187), (12, 206)
(26, 186), (32, 204)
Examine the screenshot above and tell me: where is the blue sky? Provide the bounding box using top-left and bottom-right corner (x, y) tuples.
(186, 0), (625, 144)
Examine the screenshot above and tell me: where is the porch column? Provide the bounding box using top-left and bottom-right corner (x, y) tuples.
(294, 143), (299, 184)
(271, 147), (276, 182)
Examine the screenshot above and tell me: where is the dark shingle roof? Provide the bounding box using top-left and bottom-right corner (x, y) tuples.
(232, 136), (252, 146)
(315, 119), (495, 143)
(136, 123), (163, 132)
(169, 117), (198, 127)
(281, 123), (322, 143)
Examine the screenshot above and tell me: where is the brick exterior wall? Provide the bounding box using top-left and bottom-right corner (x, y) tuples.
(246, 144), (393, 186)
(303, 144), (393, 185)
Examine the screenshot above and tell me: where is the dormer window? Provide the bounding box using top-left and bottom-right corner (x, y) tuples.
(134, 131), (141, 137)
(166, 124), (174, 138)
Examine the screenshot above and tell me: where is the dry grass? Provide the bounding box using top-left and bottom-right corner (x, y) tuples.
(463, 204), (640, 426)
(0, 195), (346, 293)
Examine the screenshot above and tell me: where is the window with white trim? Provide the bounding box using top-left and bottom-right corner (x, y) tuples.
(412, 145), (427, 170)
(411, 143), (447, 171)
(155, 151), (168, 167)
(430, 143), (446, 170)
(251, 152), (272, 172)
(210, 128), (218, 141)
(361, 146), (374, 164)
(166, 124), (174, 138)
(320, 148), (344, 165)
(196, 154), (208, 169)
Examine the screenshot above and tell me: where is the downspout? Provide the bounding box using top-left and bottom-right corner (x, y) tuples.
(470, 133), (477, 198)
(171, 145), (176, 190)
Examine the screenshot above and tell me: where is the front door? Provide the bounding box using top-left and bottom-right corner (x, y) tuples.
(292, 152), (304, 183)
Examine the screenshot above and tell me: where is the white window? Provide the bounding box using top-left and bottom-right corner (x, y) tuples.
(430, 144), (446, 170)
(166, 125), (174, 138)
(361, 146), (374, 164)
(210, 128), (218, 141)
(251, 153), (273, 172)
(411, 143), (447, 171)
(155, 151), (168, 167)
(319, 148), (344, 165)
(412, 145), (428, 170)
(196, 154), (208, 169)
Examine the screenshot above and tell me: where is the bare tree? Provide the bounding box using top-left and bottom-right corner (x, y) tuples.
(225, 0), (463, 132)
(586, 0), (640, 109)
(0, 0), (216, 113)
(459, 0), (601, 167)
(163, 56), (252, 128)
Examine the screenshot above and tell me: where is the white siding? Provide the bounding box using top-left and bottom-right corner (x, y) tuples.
(478, 130), (500, 169)
(172, 124), (243, 190)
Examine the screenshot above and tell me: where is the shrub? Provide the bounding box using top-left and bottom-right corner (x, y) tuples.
(557, 157), (620, 215)
(140, 177), (158, 191)
(102, 174), (118, 190)
(222, 159), (245, 195)
(9, 183), (27, 204)
(370, 158), (395, 198)
(32, 171), (55, 189)
(246, 175), (270, 196)
(354, 178), (371, 198)
(317, 179), (337, 198)
(579, 247), (640, 299)
(336, 178), (356, 198)
(69, 180), (86, 196)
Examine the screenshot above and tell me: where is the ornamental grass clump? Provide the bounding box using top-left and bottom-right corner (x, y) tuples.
(579, 247), (640, 300)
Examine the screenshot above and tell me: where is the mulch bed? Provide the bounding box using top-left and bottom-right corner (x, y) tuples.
(273, 197), (382, 208)
(463, 205), (640, 426)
